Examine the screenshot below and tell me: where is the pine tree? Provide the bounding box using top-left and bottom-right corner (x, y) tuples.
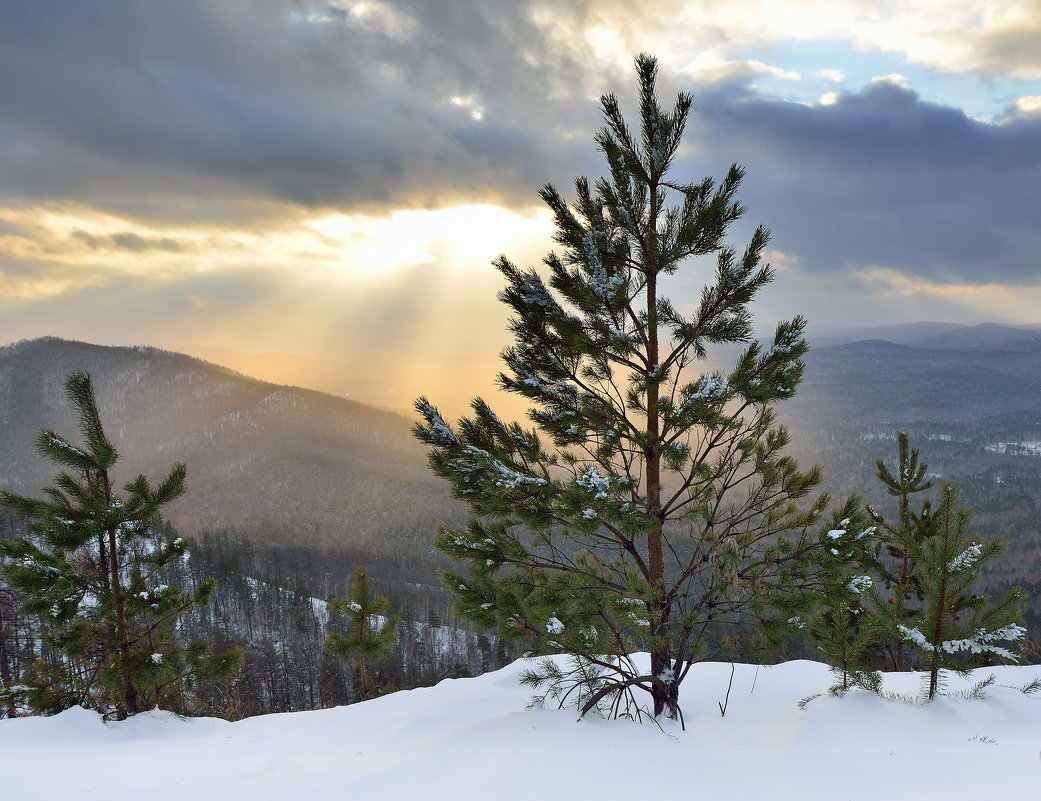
(895, 483), (1024, 700)
(866, 431), (935, 671)
(806, 435), (1026, 700)
(324, 567), (400, 702)
(0, 371), (242, 718)
(414, 54), (831, 720)
(804, 498), (882, 695)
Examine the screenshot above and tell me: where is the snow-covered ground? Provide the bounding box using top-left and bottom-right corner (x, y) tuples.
(986, 441), (1041, 456)
(3, 657), (1040, 800)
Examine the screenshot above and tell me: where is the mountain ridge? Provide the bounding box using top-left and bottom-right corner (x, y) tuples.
(0, 337), (464, 552)
(809, 321), (1041, 350)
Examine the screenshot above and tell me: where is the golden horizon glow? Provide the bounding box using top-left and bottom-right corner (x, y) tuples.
(852, 265), (1041, 325)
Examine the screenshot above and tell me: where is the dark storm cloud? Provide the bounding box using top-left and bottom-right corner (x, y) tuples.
(685, 81), (1041, 285)
(0, 0), (602, 220)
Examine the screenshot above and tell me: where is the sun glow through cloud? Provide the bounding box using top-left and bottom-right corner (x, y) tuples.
(308, 205), (553, 275)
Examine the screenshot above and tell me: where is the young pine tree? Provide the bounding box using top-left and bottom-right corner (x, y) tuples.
(414, 55), (831, 720)
(804, 498), (883, 695)
(0, 371), (242, 718)
(324, 567), (400, 702)
(866, 431), (935, 671)
(895, 483), (1024, 700)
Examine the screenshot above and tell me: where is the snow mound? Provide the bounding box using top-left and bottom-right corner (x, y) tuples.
(2, 658), (1040, 800)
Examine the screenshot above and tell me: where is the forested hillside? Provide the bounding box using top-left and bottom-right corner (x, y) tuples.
(0, 338), (466, 556)
(0, 511), (507, 717)
(6, 332), (1040, 586)
(0, 339), (488, 716)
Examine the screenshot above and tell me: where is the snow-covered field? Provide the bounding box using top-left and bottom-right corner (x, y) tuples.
(986, 441), (1041, 456)
(3, 657), (1040, 800)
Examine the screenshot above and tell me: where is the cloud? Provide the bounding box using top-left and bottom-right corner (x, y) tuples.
(748, 61), (801, 81)
(548, 1), (1041, 81)
(815, 69), (846, 83)
(4, 1), (1037, 228)
(678, 56), (802, 86)
(70, 231), (188, 253)
(1015, 95), (1041, 114)
(0, 1), (611, 222)
(870, 73), (910, 88)
(868, 1), (1041, 80)
(687, 79), (1041, 287)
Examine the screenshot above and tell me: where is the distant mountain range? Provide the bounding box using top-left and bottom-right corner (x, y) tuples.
(777, 325), (1041, 597)
(790, 332), (1041, 426)
(809, 321), (1041, 349)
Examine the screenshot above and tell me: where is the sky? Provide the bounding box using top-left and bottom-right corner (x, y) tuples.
(2, 1), (1040, 415)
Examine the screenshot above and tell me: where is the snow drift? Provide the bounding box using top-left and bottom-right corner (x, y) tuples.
(2, 657), (1040, 800)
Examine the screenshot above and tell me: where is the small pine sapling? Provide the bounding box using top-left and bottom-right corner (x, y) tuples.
(519, 654), (648, 722)
(324, 567), (400, 702)
(866, 431), (934, 671)
(895, 483), (1024, 700)
(0, 371), (242, 718)
(803, 497), (882, 695)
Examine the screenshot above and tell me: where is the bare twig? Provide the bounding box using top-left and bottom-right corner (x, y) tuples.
(718, 662), (736, 717)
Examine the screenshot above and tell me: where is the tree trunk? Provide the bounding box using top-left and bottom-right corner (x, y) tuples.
(927, 489), (954, 701)
(644, 268), (675, 718)
(0, 601), (17, 718)
(895, 491), (910, 671)
(100, 468), (137, 717)
(92, 468), (110, 597)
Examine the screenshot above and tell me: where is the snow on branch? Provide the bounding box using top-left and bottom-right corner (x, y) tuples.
(491, 460), (547, 489)
(417, 401), (456, 445)
(898, 624), (1026, 661)
(576, 466), (611, 500)
(947, 543), (982, 572)
(683, 374), (728, 408)
(583, 230), (622, 301)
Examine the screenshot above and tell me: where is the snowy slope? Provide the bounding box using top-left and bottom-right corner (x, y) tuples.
(3, 658), (1040, 800)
